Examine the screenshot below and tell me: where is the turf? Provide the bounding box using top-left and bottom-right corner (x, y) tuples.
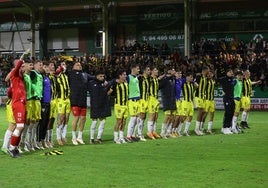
(0, 107), (267, 188)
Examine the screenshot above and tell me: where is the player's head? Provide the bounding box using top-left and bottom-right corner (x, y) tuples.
(130, 63), (140, 76)
(226, 68), (233, 77)
(73, 61), (82, 71)
(185, 72), (193, 82)
(95, 68), (106, 81)
(175, 70), (182, 79)
(116, 69), (127, 81)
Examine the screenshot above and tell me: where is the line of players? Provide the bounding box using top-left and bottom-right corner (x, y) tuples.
(1, 50), (259, 157)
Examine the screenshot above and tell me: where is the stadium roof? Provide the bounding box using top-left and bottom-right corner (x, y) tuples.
(0, 0), (261, 10)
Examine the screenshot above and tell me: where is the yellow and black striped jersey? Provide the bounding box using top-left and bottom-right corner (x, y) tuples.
(114, 82), (128, 106)
(139, 76), (150, 100)
(242, 78), (252, 97)
(149, 77), (159, 98)
(206, 79), (215, 100)
(49, 74), (58, 100)
(195, 75), (207, 99)
(56, 73), (70, 100)
(182, 82), (194, 102)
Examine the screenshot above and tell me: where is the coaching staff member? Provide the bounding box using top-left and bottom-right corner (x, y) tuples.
(218, 68), (235, 135)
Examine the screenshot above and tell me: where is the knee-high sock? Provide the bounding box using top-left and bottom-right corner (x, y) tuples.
(90, 120), (97, 140)
(178, 122), (183, 133)
(56, 124), (63, 140)
(147, 121), (154, 133)
(2, 129), (12, 149)
(153, 121), (157, 132)
(167, 123), (173, 134)
(208, 121), (213, 130)
(232, 116), (238, 129)
(161, 123), (167, 135)
(62, 124), (68, 139)
(241, 111), (248, 122)
(184, 121), (191, 132)
(127, 117), (137, 137)
(10, 128), (22, 149)
(137, 118), (144, 136)
(97, 119), (105, 139)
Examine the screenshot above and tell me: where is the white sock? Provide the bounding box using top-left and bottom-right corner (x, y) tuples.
(20, 125), (28, 143)
(46, 130), (49, 142)
(161, 123), (167, 135)
(184, 121), (191, 132)
(2, 129), (12, 149)
(167, 123), (173, 134)
(27, 123), (33, 143)
(119, 131), (124, 140)
(114, 131), (119, 141)
(241, 111), (247, 122)
(32, 122), (38, 143)
(137, 119), (144, 136)
(178, 122), (183, 133)
(153, 121), (157, 132)
(78, 131), (83, 140)
(90, 120), (97, 140)
(200, 122), (204, 130)
(56, 124), (63, 140)
(62, 124), (68, 139)
(147, 121), (154, 133)
(72, 131), (76, 140)
(49, 129), (53, 142)
(97, 119), (105, 139)
(232, 116), (238, 129)
(132, 121), (138, 137)
(208, 121), (213, 130)
(127, 117), (136, 137)
(195, 121), (200, 130)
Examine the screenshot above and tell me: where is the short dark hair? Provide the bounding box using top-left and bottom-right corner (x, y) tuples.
(95, 67), (105, 76)
(185, 72), (193, 77)
(116, 69), (126, 78)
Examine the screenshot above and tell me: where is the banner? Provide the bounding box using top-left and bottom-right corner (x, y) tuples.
(214, 87), (268, 110)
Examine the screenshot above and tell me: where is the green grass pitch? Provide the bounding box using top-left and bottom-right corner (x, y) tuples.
(0, 107), (267, 188)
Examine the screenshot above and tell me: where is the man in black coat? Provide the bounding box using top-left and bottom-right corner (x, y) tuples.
(88, 68), (115, 144)
(68, 61), (94, 145)
(159, 68), (177, 138)
(218, 68), (235, 134)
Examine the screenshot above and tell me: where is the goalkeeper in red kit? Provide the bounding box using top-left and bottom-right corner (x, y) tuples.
(7, 49), (30, 158)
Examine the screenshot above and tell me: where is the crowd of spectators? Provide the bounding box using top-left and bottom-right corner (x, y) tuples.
(1, 38), (268, 91)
